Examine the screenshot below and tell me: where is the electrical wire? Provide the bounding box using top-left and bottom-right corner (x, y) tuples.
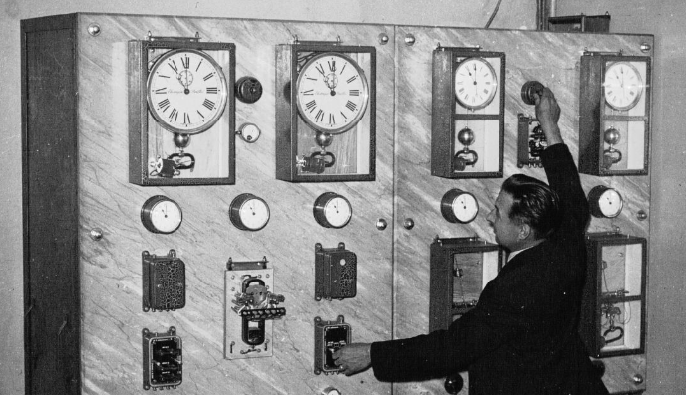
(485, 0), (504, 28)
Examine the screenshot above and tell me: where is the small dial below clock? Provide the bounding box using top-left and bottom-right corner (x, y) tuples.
(588, 185), (624, 218)
(441, 189), (479, 224)
(141, 195), (183, 234)
(229, 193), (270, 231)
(313, 192), (353, 228)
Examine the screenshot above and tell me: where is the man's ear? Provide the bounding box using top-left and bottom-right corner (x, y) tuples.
(518, 223), (532, 241)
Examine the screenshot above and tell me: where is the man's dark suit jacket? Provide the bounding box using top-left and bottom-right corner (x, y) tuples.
(370, 144), (609, 394)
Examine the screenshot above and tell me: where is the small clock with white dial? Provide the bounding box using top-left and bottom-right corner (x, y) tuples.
(313, 192), (353, 229)
(229, 193), (271, 231)
(441, 189), (479, 224)
(588, 185), (624, 218)
(141, 195), (183, 234)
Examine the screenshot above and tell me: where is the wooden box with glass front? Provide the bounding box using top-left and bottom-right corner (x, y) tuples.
(429, 237), (504, 332)
(579, 53), (651, 176)
(581, 232), (647, 358)
(275, 41), (376, 182)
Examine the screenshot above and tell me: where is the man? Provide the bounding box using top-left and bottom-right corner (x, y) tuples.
(333, 88), (608, 394)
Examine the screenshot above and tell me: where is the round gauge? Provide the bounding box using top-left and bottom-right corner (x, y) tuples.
(237, 122), (261, 142)
(454, 57), (498, 110)
(229, 193), (270, 231)
(313, 192), (353, 229)
(296, 52), (370, 134)
(603, 61), (643, 111)
(147, 49), (228, 134)
(441, 189), (479, 224)
(141, 195), (183, 234)
(588, 185), (624, 218)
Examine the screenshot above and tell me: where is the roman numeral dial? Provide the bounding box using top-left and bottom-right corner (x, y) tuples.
(603, 61), (644, 111)
(453, 57), (498, 110)
(147, 48), (228, 134)
(295, 52), (369, 134)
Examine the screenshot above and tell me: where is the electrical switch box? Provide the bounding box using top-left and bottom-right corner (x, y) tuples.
(224, 257), (286, 359)
(315, 243), (357, 301)
(142, 250), (186, 312)
(142, 326), (182, 391)
(314, 315), (351, 375)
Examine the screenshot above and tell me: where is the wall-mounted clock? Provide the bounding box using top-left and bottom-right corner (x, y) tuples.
(579, 52), (651, 176)
(440, 189), (479, 224)
(313, 192), (353, 228)
(129, 37), (236, 186)
(147, 49), (228, 134)
(588, 185), (624, 219)
(141, 195), (183, 234)
(431, 47), (505, 179)
(276, 41), (376, 182)
(229, 193), (270, 231)
(295, 52), (370, 134)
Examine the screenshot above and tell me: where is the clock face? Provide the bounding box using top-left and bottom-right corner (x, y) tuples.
(589, 185), (624, 218)
(454, 57), (498, 110)
(229, 194), (270, 231)
(598, 188), (623, 218)
(296, 52), (369, 134)
(603, 62), (643, 111)
(147, 49), (228, 134)
(314, 192), (353, 228)
(441, 189), (479, 224)
(141, 196), (183, 234)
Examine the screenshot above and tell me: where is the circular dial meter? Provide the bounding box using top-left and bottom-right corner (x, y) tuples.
(603, 61), (643, 111)
(147, 49), (228, 134)
(313, 192), (353, 228)
(588, 185), (624, 218)
(441, 188), (479, 224)
(229, 193), (270, 231)
(454, 57), (498, 110)
(141, 195), (183, 234)
(296, 52), (370, 134)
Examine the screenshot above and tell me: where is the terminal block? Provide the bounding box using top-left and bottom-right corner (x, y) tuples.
(142, 326), (182, 391)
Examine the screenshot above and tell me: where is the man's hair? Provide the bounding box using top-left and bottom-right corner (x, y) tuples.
(501, 174), (563, 239)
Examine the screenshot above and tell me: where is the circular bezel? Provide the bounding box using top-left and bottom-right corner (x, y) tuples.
(141, 195), (183, 234)
(313, 192), (353, 229)
(440, 189), (479, 224)
(603, 61), (643, 111)
(295, 52), (370, 134)
(588, 185), (624, 218)
(147, 48), (228, 135)
(229, 193), (270, 231)
(454, 57), (498, 110)
(237, 122), (261, 142)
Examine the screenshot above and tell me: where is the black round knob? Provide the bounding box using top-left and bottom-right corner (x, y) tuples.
(236, 76), (263, 104)
(521, 81), (545, 105)
(444, 372), (464, 394)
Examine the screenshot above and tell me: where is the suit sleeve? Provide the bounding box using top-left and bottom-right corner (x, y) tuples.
(540, 143), (589, 235)
(370, 289), (529, 382)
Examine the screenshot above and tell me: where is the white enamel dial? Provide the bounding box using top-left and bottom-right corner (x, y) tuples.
(454, 57), (498, 110)
(147, 49), (228, 134)
(229, 193), (270, 231)
(590, 186), (624, 218)
(441, 189), (479, 224)
(237, 122), (261, 142)
(296, 52), (369, 134)
(314, 192), (353, 228)
(603, 61), (643, 111)
(141, 195), (183, 234)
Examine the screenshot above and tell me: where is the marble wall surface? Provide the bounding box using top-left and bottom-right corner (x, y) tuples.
(29, 12), (652, 394)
